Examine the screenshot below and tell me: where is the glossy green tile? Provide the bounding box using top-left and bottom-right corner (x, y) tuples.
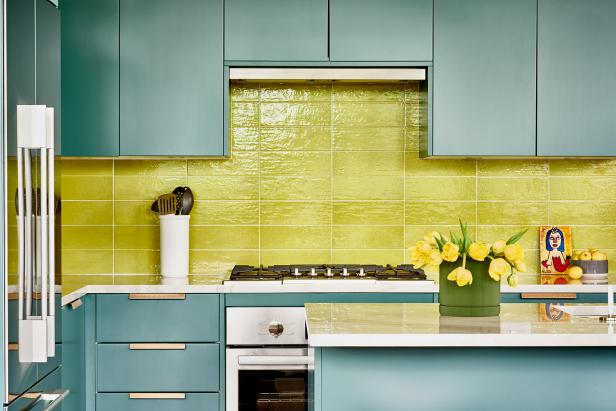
(114, 201), (159, 225)
(550, 177), (616, 200)
(230, 83), (259, 101)
(188, 151), (258, 176)
(566, 226), (616, 249)
(333, 151), (403, 177)
(114, 159), (187, 176)
(332, 249), (404, 265)
(261, 201), (331, 225)
(405, 201), (476, 225)
(232, 127), (260, 151)
(260, 176), (331, 200)
(187, 175), (259, 200)
(115, 176), (186, 201)
(478, 160), (549, 176)
(333, 201), (403, 225)
(191, 250), (258, 274)
(114, 250), (160, 274)
(477, 202), (548, 225)
(332, 127), (404, 151)
(333, 176), (404, 200)
(115, 226), (158, 249)
(61, 176), (112, 200)
(62, 275), (113, 293)
(260, 151), (331, 176)
(62, 250), (113, 274)
(191, 201), (259, 225)
(332, 83), (404, 102)
(260, 127), (331, 151)
(333, 102), (404, 127)
(260, 102), (331, 126)
(113, 275), (161, 285)
(62, 226), (113, 249)
(406, 177), (476, 201)
(61, 159), (113, 175)
(261, 249), (332, 265)
(333, 226), (403, 249)
(405, 153), (476, 176)
(476, 225), (539, 249)
(191, 226), (259, 249)
(550, 159), (616, 176)
(62, 202), (113, 225)
(260, 83), (331, 101)
(405, 225), (478, 247)
(550, 202), (616, 225)
(261, 226), (330, 249)
(231, 102), (259, 127)
(478, 177), (548, 201)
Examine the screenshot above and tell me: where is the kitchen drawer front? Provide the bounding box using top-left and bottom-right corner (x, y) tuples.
(96, 393), (219, 411)
(96, 294), (219, 342)
(97, 343), (220, 392)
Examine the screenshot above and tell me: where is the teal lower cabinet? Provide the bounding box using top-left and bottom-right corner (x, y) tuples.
(96, 393), (219, 411)
(315, 347), (616, 411)
(224, 293), (437, 307)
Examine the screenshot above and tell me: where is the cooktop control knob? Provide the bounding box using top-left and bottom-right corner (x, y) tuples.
(268, 322), (284, 337)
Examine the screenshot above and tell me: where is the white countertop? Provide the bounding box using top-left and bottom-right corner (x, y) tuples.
(305, 303), (616, 347)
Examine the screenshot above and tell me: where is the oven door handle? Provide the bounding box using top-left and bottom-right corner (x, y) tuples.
(238, 355), (313, 366)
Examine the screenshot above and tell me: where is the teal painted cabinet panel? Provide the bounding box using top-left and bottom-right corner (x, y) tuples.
(120, 0), (224, 156)
(97, 393), (219, 411)
(96, 294), (220, 342)
(537, 0), (616, 156)
(97, 343), (220, 392)
(224, 0), (328, 62)
(62, 298), (87, 411)
(329, 0), (432, 62)
(431, 0), (537, 156)
(61, 0), (119, 156)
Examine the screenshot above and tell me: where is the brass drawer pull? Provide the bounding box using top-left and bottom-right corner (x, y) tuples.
(129, 393), (186, 400)
(69, 298), (83, 309)
(8, 343), (18, 351)
(129, 293), (186, 300)
(129, 343), (186, 350)
(521, 293), (577, 299)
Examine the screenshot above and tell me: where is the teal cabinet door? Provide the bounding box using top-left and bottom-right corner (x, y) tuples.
(224, 0), (328, 62)
(431, 0), (537, 156)
(329, 0), (432, 62)
(61, 0), (119, 156)
(120, 0), (224, 156)
(537, 0), (616, 156)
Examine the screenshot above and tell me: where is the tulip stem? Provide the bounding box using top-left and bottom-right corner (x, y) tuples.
(462, 253), (467, 269)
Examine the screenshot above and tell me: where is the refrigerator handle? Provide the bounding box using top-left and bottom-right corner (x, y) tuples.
(45, 107), (55, 357)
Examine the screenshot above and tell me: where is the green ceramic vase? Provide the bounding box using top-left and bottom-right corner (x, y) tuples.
(439, 259), (501, 317)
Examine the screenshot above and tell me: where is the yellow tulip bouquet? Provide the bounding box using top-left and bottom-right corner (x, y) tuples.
(408, 220), (528, 287)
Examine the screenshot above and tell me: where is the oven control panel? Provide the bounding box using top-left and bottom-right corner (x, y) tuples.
(226, 307), (308, 346)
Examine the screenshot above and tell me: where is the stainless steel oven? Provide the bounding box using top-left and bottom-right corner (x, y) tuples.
(226, 308), (313, 411)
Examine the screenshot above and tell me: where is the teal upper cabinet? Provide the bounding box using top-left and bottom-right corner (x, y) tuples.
(61, 0), (119, 156)
(431, 0), (537, 156)
(329, 0), (432, 62)
(120, 0), (224, 156)
(537, 0), (616, 156)
(224, 0), (328, 62)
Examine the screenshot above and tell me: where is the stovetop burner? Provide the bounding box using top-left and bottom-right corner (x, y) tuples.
(229, 264), (427, 281)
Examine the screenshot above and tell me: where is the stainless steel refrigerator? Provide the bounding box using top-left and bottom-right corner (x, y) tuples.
(3, 0), (67, 409)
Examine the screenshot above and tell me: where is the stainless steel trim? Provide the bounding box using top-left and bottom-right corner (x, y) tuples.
(229, 67), (426, 82)
(238, 355), (312, 367)
(226, 307), (308, 346)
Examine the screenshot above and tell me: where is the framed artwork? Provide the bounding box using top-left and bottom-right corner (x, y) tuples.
(540, 226), (572, 275)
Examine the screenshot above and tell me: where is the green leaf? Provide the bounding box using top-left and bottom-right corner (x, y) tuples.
(506, 228), (529, 245)
(435, 233), (445, 251)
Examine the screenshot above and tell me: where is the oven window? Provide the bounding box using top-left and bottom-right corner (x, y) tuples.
(239, 370), (308, 411)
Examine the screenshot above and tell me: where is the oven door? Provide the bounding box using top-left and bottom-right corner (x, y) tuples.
(226, 348), (314, 411)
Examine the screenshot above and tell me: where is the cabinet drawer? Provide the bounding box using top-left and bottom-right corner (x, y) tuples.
(97, 393), (219, 411)
(97, 343), (219, 392)
(96, 294), (219, 342)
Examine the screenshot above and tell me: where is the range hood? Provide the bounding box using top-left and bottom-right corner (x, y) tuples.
(229, 68), (426, 82)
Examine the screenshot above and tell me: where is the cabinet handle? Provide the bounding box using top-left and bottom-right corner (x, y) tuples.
(68, 299), (82, 310)
(129, 393), (186, 400)
(8, 343), (19, 351)
(129, 343), (186, 350)
(521, 293), (577, 299)
(129, 293), (186, 300)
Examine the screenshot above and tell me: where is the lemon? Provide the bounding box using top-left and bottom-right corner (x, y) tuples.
(569, 279), (583, 285)
(579, 251), (593, 261)
(568, 266), (583, 280)
(591, 251), (608, 261)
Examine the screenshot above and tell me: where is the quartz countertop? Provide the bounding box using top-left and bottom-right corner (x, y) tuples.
(305, 303), (616, 347)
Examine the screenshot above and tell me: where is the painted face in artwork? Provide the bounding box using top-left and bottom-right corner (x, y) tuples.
(549, 232), (562, 250)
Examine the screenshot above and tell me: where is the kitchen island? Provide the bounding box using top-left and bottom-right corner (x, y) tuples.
(306, 303), (616, 411)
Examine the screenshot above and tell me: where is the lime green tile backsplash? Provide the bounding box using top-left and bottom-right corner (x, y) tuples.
(60, 82), (616, 291)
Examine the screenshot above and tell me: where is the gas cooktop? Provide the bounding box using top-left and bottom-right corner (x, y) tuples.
(228, 264), (427, 282)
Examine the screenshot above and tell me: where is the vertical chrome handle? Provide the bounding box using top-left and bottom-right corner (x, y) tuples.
(17, 149), (25, 322)
(45, 108), (55, 356)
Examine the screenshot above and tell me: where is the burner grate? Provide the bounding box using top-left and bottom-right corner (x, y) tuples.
(229, 264), (427, 281)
